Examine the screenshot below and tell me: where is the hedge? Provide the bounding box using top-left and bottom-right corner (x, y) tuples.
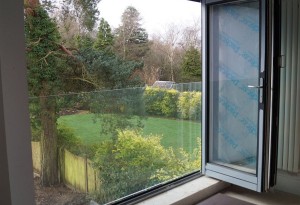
(143, 87), (201, 120)
(178, 91), (201, 120)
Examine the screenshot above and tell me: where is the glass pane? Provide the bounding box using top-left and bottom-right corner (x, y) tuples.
(209, 1), (260, 174)
(26, 0), (202, 204)
(30, 87), (202, 204)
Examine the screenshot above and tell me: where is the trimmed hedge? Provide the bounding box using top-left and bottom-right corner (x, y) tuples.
(178, 91), (201, 120)
(144, 87), (179, 118)
(144, 87), (201, 120)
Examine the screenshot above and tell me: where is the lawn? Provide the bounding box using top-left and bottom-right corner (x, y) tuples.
(58, 113), (201, 153)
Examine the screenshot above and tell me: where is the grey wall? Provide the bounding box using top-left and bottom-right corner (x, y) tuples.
(0, 0), (35, 204)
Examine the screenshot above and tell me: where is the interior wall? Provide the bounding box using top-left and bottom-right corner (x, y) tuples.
(277, 0), (300, 174)
(0, 0), (35, 204)
(275, 0), (300, 196)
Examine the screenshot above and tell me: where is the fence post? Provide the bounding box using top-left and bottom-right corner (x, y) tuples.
(60, 148), (66, 184)
(95, 169), (98, 191)
(85, 156), (88, 193)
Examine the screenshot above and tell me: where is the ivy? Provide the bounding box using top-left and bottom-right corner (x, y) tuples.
(25, 6), (64, 96)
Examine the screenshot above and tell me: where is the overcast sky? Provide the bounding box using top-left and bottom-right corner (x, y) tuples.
(98, 0), (201, 35)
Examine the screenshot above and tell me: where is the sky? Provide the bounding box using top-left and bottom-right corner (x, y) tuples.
(98, 0), (201, 36)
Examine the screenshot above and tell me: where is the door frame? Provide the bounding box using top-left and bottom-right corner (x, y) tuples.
(201, 0), (277, 192)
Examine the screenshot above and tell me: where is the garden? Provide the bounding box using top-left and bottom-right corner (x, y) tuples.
(30, 86), (202, 204)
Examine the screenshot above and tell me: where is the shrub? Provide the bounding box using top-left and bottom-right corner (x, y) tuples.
(178, 91), (201, 120)
(57, 124), (83, 156)
(144, 87), (179, 117)
(143, 87), (165, 116)
(92, 129), (200, 204)
(160, 89), (179, 117)
(57, 124), (103, 158)
(144, 87), (201, 120)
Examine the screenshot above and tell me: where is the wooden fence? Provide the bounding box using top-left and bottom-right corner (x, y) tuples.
(32, 142), (100, 193)
(32, 141), (41, 173)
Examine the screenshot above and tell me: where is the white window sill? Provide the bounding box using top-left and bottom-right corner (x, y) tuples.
(136, 176), (229, 205)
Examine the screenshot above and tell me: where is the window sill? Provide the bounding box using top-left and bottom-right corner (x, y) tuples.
(136, 176), (229, 205)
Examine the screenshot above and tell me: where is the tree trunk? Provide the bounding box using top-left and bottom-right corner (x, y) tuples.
(40, 93), (58, 186)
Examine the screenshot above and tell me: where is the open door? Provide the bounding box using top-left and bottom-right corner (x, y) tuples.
(202, 0), (275, 192)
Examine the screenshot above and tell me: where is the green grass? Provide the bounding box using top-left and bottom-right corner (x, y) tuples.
(58, 113), (201, 153)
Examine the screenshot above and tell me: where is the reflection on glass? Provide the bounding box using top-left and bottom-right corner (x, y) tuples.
(29, 85), (201, 204)
(209, 1), (260, 173)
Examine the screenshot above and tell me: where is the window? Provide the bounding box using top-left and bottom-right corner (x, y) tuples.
(25, 0), (203, 204)
(4, 1), (292, 204)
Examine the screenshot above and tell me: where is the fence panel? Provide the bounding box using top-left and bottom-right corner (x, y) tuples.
(64, 149), (86, 192)
(31, 142), (100, 193)
(31, 141), (41, 173)
(87, 159), (99, 192)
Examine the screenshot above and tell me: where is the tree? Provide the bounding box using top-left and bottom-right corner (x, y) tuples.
(54, 0), (101, 50)
(163, 25), (181, 82)
(61, 0), (101, 33)
(25, 3), (64, 186)
(76, 47), (145, 141)
(145, 24), (182, 82)
(181, 46), (201, 82)
(114, 6), (149, 61)
(71, 32), (145, 141)
(62, 34), (101, 91)
(25, 0), (149, 188)
(56, 10), (81, 48)
(75, 44), (144, 89)
(143, 26), (184, 83)
(180, 20), (201, 51)
(24, 0), (100, 186)
(142, 37), (166, 85)
(94, 18), (114, 51)
(142, 22), (201, 84)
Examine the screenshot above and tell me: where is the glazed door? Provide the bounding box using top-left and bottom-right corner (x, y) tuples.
(202, 0), (269, 192)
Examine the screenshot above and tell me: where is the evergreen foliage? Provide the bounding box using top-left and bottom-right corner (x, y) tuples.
(94, 18), (114, 51)
(62, 0), (101, 32)
(181, 47), (202, 81)
(114, 6), (149, 61)
(25, 6), (64, 96)
(76, 46), (144, 89)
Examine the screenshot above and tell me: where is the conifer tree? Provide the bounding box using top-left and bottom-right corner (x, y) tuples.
(25, 3), (63, 186)
(114, 6), (149, 61)
(181, 47), (201, 82)
(94, 18), (114, 51)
